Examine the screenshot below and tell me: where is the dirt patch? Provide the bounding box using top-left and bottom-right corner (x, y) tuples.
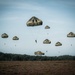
(0, 61), (75, 75)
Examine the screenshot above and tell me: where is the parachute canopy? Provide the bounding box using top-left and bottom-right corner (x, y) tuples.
(34, 51), (45, 56)
(12, 36), (19, 40)
(26, 16), (43, 26)
(55, 42), (62, 46)
(67, 32), (75, 37)
(43, 39), (51, 44)
(1, 33), (8, 38)
(45, 25), (50, 29)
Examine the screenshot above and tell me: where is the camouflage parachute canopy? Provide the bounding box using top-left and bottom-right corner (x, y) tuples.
(12, 36), (19, 40)
(1, 33), (8, 38)
(67, 32), (75, 37)
(55, 42), (62, 46)
(45, 25), (50, 29)
(26, 16), (43, 26)
(43, 39), (51, 44)
(34, 51), (45, 56)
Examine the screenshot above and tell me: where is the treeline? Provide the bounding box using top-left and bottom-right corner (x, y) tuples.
(0, 52), (75, 61)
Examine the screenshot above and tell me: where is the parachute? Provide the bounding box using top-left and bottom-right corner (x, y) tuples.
(45, 25), (50, 29)
(26, 16), (43, 26)
(55, 42), (62, 46)
(67, 32), (75, 37)
(34, 51), (45, 56)
(12, 36), (19, 40)
(43, 39), (51, 44)
(1, 33), (8, 38)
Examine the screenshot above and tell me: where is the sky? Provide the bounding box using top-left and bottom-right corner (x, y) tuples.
(0, 0), (75, 56)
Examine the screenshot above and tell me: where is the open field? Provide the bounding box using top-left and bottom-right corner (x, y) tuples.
(0, 61), (75, 75)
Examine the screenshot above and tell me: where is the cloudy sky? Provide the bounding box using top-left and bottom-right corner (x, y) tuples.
(0, 0), (75, 56)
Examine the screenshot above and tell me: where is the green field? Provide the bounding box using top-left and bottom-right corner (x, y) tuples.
(0, 61), (75, 75)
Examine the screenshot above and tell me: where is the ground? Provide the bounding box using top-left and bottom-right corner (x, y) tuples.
(0, 61), (75, 75)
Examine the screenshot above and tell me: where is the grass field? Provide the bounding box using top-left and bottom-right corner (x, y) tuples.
(0, 61), (75, 75)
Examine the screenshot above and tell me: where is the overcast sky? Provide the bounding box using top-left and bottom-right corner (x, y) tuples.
(0, 0), (75, 56)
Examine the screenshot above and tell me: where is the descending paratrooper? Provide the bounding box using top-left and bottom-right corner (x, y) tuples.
(35, 40), (37, 43)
